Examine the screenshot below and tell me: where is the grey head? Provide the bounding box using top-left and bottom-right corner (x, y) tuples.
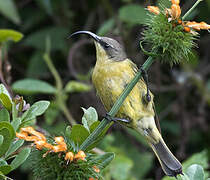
(70, 31), (127, 61)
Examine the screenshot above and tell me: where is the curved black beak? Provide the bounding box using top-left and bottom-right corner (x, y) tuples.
(69, 31), (101, 42)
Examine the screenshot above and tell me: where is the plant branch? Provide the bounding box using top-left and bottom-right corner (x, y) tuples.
(43, 53), (76, 125)
(43, 53), (63, 90)
(80, 56), (154, 151)
(182, 0), (203, 21)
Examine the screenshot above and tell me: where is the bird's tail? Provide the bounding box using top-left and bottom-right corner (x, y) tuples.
(150, 138), (183, 177)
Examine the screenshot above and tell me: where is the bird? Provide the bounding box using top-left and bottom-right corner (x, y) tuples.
(70, 31), (183, 177)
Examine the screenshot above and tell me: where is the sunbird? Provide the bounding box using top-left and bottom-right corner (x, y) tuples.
(70, 31), (182, 177)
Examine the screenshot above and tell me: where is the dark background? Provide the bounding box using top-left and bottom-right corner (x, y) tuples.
(0, 0), (210, 179)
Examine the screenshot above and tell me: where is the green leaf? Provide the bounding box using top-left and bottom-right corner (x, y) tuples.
(22, 100), (50, 121)
(65, 126), (71, 140)
(110, 155), (133, 180)
(81, 107), (98, 131)
(0, 29), (23, 44)
(182, 150), (208, 172)
(0, 159), (7, 166)
(0, 108), (10, 122)
(119, 4), (148, 25)
(185, 164), (204, 180)
(0, 122), (15, 157)
(35, 0), (53, 15)
(0, 165), (12, 175)
(0, 84), (13, 111)
(10, 147), (31, 170)
(94, 152), (115, 168)
(157, 0), (171, 8)
(44, 104), (59, 125)
(69, 125), (90, 146)
(12, 79), (56, 95)
(11, 118), (21, 131)
(0, 0), (21, 24)
(5, 139), (24, 158)
(65, 81), (91, 93)
(23, 27), (69, 51)
(97, 18), (115, 36)
(0, 135), (3, 146)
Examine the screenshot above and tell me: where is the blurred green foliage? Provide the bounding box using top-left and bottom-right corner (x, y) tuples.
(0, 0), (210, 179)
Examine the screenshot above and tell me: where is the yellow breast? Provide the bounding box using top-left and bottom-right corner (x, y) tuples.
(92, 58), (154, 126)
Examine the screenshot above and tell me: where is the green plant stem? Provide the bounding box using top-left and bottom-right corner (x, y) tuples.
(80, 56), (154, 151)
(43, 53), (76, 125)
(43, 53), (63, 90)
(182, 0), (203, 21)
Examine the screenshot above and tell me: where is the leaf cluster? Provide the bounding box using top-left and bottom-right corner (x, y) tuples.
(0, 84), (49, 179)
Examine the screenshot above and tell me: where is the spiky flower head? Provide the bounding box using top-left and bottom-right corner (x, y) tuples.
(142, 0), (210, 66)
(16, 126), (113, 180)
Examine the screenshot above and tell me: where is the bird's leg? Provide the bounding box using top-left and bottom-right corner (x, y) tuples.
(104, 113), (130, 123)
(140, 66), (151, 102)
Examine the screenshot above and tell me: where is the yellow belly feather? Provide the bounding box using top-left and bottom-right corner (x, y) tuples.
(92, 58), (155, 128)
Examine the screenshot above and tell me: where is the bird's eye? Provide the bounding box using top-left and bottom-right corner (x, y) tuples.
(104, 43), (110, 48)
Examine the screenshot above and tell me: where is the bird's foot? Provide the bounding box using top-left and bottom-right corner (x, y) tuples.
(139, 66), (151, 103)
(104, 113), (130, 123)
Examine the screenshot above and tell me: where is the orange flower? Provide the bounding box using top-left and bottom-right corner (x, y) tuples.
(93, 165), (100, 173)
(65, 151), (74, 162)
(34, 140), (46, 150)
(146, 0), (210, 34)
(52, 144), (67, 153)
(52, 136), (67, 152)
(170, 4), (181, 20)
(171, 0), (180, 5)
(16, 132), (28, 139)
(54, 136), (65, 143)
(186, 21), (210, 31)
(147, 6), (160, 15)
(89, 178), (98, 180)
(21, 126), (46, 141)
(74, 150), (86, 161)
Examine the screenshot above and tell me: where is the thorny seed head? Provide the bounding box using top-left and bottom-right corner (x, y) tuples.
(143, 0), (209, 65)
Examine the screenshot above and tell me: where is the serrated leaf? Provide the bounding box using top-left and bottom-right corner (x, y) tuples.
(0, 165), (12, 175)
(0, 122), (15, 157)
(0, 84), (13, 111)
(81, 107), (98, 130)
(12, 79), (56, 95)
(0, 135), (3, 146)
(0, 29), (23, 44)
(0, 0), (21, 24)
(65, 81), (91, 93)
(185, 164), (204, 180)
(119, 4), (148, 25)
(69, 125), (90, 146)
(5, 139), (24, 158)
(22, 101), (50, 121)
(0, 108), (10, 122)
(10, 147), (31, 170)
(97, 18), (115, 36)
